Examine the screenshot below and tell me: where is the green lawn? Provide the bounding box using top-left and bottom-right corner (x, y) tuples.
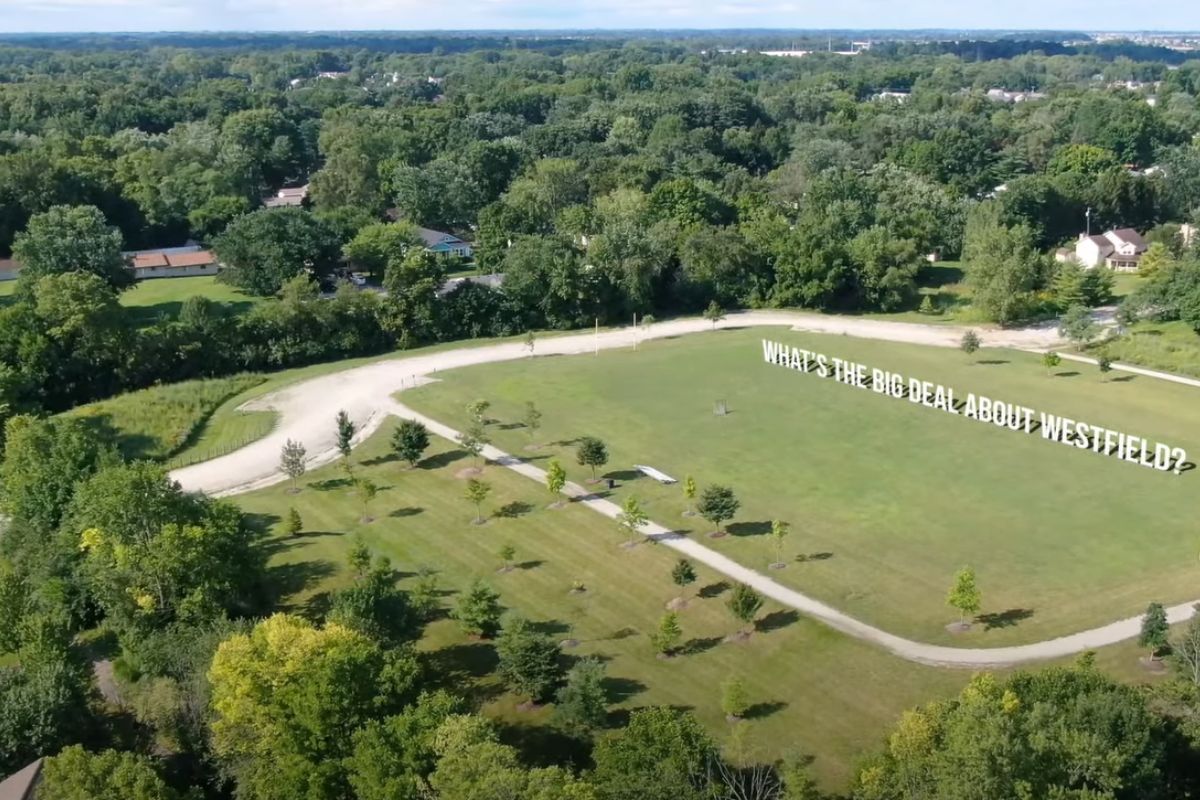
(403, 328), (1200, 646)
(121, 276), (262, 325)
(236, 426), (972, 789)
(65, 374), (268, 462)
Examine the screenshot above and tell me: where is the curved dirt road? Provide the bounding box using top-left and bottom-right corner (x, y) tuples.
(171, 309), (1200, 668)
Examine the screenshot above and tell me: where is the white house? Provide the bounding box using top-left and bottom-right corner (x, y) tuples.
(1072, 228), (1148, 271)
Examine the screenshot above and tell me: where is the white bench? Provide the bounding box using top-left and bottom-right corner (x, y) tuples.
(634, 464), (677, 484)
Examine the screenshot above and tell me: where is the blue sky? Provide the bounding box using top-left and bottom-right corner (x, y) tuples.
(0, 0), (1187, 34)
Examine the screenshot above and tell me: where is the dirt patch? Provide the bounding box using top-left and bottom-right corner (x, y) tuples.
(559, 638), (579, 649)
(768, 562), (786, 570)
(945, 621), (972, 634)
(546, 500), (566, 510)
(523, 444), (541, 452)
(569, 587), (587, 596)
(708, 530), (727, 539)
(619, 540), (638, 550)
(496, 566), (514, 574)
(656, 652), (676, 661)
(666, 597), (689, 611)
(1138, 656), (1168, 674)
(455, 467), (483, 479)
(470, 518), (488, 526)
(723, 630), (751, 644)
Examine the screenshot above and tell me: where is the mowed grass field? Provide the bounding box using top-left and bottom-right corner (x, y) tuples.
(403, 327), (1200, 646)
(236, 427), (972, 788)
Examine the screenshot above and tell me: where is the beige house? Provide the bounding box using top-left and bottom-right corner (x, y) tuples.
(126, 246), (220, 279)
(263, 184), (310, 208)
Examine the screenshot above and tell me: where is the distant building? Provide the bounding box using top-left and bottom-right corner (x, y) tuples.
(1069, 228), (1148, 271)
(0, 258), (21, 282)
(125, 245), (220, 279)
(263, 185), (309, 209)
(872, 90), (910, 102)
(418, 227), (473, 259)
(985, 88), (1047, 103)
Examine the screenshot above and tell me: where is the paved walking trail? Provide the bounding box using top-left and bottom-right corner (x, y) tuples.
(171, 310), (1200, 668)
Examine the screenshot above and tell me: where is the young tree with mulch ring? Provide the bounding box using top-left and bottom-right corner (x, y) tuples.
(284, 507), (303, 537)
(335, 410), (356, 459)
(960, 329), (980, 358)
(617, 495), (648, 547)
(391, 419), (429, 467)
(354, 476), (378, 523)
(545, 459), (567, 507)
(652, 611), (682, 658)
(721, 675), (750, 721)
(523, 401), (543, 446)
(670, 559), (697, 608)
(464, 478), (491, 524)
(575, 437), (608, 482)
(946, 566), (981, 631)
(1098, 353), (1113, 379)
(279, 439), (306, 493)
(769, 519), (790, 569)
(682, 475), (697, 516)
(498, 543), (516, 573)
(697, 485), (739, 537)
(1140, 602), (1169, 661)
(458, 422), (489, 469)
(1042, 351), (1061, 376)
(725, 583), (763, 639)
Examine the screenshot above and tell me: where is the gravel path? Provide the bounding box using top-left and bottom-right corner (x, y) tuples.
(170, 309), (1200, 667)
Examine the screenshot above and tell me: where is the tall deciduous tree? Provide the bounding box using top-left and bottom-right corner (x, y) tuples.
(591, 707), (717, 800)
(522, 401), (542, 444)
(38, 745), (180, 800)
(963, 203), (1046, 324)
(213, 207), (341, 296)
(381, 249), (446, 348)
(13, 205), (131, 292)
(207, 614), (421, 800)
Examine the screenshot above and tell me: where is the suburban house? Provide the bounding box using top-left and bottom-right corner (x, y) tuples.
(1062, 228), (1148, 271)
(418, 227), (473, 259)
(0, 258), (21, 281)
(263, 184), (310, 209)
(125, 245), (221, 279)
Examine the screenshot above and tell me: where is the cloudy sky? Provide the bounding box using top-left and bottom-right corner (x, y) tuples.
(0, 0), (1185, 33)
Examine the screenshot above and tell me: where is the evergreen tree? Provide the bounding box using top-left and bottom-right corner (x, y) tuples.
(697, 485), (739, 536)
(452, 579), (502, 638)
(284, 507), (303, 537)
(554, 657), (609, 734)
(653, 611), (683, 657)
(725, 584), (763, 634)
(496, 615), (562, 703)
(336, 410), (356, 459)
